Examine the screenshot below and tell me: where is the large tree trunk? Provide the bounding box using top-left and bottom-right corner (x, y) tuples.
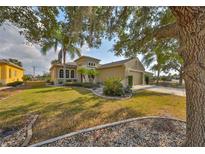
(171, 7), (205, 146)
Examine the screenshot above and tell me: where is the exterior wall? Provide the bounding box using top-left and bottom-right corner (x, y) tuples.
(124, 58), (145, 72)
(50, 66), (78, 84)
(127, 70), (143, 85)
(0, 63), (24, 85)
(124, 58), (145, 86)
(75, 58), (100, 69)
(97, 65), (126, 86)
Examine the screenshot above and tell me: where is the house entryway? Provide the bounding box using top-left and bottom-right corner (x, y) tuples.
(128, 76), (133, 87)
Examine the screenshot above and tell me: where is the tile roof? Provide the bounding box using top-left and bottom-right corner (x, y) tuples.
(97, 58), (133, 69)
(74, 56), (100, 62)
(0, 59), (24, 70)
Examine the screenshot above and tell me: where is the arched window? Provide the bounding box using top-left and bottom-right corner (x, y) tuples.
(71, 70), (75, 78)
(66, 70), (69, 78)
(59, 69), (64, 78)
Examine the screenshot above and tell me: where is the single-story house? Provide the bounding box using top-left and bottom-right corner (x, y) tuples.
(0, 59), (24, 85)
(50, 56), (145, 87)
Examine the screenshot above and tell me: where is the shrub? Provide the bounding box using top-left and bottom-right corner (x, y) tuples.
(103, 78), (124, 96)
(64, 82), (83, 87)
(81, 82), (99, 88)
(22, 75), (31, 81)
(7, 81), (23, 87)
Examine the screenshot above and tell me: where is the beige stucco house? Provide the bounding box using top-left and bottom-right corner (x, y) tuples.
(50, 56), (145, 87)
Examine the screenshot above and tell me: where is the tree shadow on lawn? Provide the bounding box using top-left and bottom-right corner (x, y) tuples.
(34, 87), (90, 95)
(0, 102), (38, 129)
(133, 90), (172, 97)
(103, 107), (145, 123)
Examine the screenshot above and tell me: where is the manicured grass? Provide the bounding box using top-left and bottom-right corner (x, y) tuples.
(0, 86), (186, 144)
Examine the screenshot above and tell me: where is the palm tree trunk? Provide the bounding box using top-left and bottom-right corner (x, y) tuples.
(80, 74), (83, 83)
(156, 69), (160, 85)
(179, 68), (183, 85)
(63, 49), (66, 84)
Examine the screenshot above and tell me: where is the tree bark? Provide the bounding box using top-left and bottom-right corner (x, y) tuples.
(170, 7), (205, 146)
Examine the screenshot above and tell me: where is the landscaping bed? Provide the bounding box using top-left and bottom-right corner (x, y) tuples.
(38, 117), (186, 147)
(0, 115), (37, 147)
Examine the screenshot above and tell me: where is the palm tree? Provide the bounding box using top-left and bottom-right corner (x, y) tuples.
(41, 26), (81, 83)
(77, 68), (87, 83)
(86, 69), (99, 83)
(142, 43), (169, 85)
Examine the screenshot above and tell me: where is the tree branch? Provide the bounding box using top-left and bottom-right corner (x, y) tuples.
(154, 23), (178, 40)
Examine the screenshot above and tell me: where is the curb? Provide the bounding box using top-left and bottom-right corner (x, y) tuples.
(87, 88), (132, 100)
(29, 116), (185, 147)
(22, 115), (38, 147)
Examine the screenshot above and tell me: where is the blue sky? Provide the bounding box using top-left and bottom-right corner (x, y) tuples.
(79, 39), (125, 64)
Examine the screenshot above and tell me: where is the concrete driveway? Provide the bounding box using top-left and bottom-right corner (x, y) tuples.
(132, 85), (186, 97)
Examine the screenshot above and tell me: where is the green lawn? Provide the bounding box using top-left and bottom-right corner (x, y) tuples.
(0, 86), (186, 144)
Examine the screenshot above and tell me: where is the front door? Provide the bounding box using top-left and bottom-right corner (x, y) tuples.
(128, 76), (133, 87)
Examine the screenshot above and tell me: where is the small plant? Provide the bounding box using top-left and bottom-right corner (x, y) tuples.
(124, 86), (132, 94)
(103, 78), (124, 96)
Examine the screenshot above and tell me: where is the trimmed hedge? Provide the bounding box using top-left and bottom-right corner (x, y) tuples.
(64, 82), (100, 88)
(24, 81), (46, 87)
(7, 81), (23, 87)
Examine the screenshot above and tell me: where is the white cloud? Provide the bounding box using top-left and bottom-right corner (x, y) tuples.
(80, 43), (90, 54)
(0, 22), (58, 75)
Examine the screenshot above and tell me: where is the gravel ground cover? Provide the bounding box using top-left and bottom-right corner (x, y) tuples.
(0, 115), (36, 147)
(42, 118), (186, 147)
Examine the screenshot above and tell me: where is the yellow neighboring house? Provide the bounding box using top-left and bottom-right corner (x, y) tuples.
(0, 59), (24, 85)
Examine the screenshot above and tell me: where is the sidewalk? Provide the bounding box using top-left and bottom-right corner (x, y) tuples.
(0, 86), (12, 91)
(132, 85), (186, 97)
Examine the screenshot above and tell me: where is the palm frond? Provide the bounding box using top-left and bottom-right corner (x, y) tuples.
(41, 41), (55, 55)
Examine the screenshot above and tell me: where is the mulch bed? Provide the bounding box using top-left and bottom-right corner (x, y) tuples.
(42, 118), (186, 147)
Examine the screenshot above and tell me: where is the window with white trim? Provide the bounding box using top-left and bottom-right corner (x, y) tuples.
(66, 70), (69, 78)
(71, 70), (75, 78)
(59, 69), (64, 78)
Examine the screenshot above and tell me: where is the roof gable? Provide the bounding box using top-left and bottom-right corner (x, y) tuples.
(74, 56), (100, 62)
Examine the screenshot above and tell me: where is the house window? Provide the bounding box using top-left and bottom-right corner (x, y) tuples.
(59, 69), (64, 78)
(71, 70), (75, 78)
(88, 62), (95, 67)
(9, 69), (12, 78)
(66, 70), (69, 78)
